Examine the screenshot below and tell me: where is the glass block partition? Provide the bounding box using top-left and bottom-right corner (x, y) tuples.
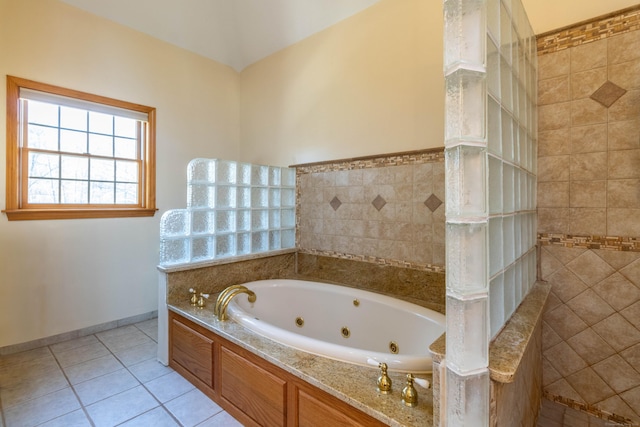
(159, 159), (296, 266)
(443, 0), (537, 424)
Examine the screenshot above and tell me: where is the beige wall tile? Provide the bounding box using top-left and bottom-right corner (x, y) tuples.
(544, 341), (588, 376)
(566, 328), (616, 365)
(538, 155), (570, 182)
(569, 208), (607, 236)
(592, 313), (640, 352)
(571, 124), (607, 153)
(608, 208), (640, 237)
(609, 90), (640, 122)
(608, 31), (640, 65)
(608, 120), (640, 151)
(539, 128), (572, 157)
(593, 354), (640, 394)
(567, 250), (616, 285)
(609, 149), (640, 179)
(569, 152), (607, 180)
(537, 207), (570, 235)
(569, 180), (606, 208)
(570, 67), (607, 100)
(621, 259), (640, 287)
(539, 49), (570, 79)
(539, 76), (570, 105)
(609, 58), (640, 91)
(545, 379), (585, 404)
(570, 98), (607, 127)
(538, 182), (569, 207)
(565, 367), (616, 404)
(571, 38), (608, 72)
(539, 102), (572, 131)
(567, 289), (615, 326)
(607, 179), (640, 208)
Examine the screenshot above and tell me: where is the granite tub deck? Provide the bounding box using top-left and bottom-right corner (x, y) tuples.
(169, 300), (434, 427)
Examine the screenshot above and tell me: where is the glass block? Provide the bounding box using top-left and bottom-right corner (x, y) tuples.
(216, 160), (237, 184)
(281, 167), (296, 187)
(488, 155), (502, 215)
(443, 0), (486, 73)
(269, 209), (281, 229)
(503, 214), (515, 266)
(237, 232), (251, 255)
(269, 189), (281, 207)
(514, 215), (522, 260)
(160, 238), (189, 265)
(518, 84), (527, 125)
(488, 217), (503, 277)
(191, 236), (213, 262)
(501, 108), (514, 162)
(514, 259), (522, 304)
(521, 256), (530, 296)
(160, 210), (190, 237)
(502, 163), (514, 214)
(237, 186), (251, 208)
(490, 274), (505, 337)
(215, 210), (236, 233)
(216, 234), (235, 258)
(282, 229), (295, 248)
(445, 145), (487, 218)
(237, 210), (251, 231)
(216, 185), (236, 208)
(487, 96), (501, 156)
(500, 2), (512, 64)
(269, 167), (281, 186)
(191, 210), (214, 234)
(487, 37), (500, 99)
(238, 163), (252, 185)
(281, 188), (295, 207)
(251, 210), (269, 231)
(281, 209), (296, 228)
(520, 171), (527, 212)
(500, 57), (513, 112)
(187, 158), (216, 183)
(513, 168), (520, 211)
(446, 221), (488, 296)
(504, 264), (516, 319)
(269, 230), (281, 251)
(446, 295), (489, 372)
(251, 231), (268, 253)
(528, 249), (537, 286)
(445, 69), (487, 144)
(251, 165), (268, 186)
(446, 368), (490, 427)
(251, 187), (268, 208)
(487, 0), (500, 42)
(188, 184), (215, 208)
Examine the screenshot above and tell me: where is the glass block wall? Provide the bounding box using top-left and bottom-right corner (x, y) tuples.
(443, 0), (537, 424)
(159, 159), (296, 266)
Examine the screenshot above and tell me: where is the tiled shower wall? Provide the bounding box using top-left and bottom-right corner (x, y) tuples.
(538, 7), (640, 424)
(296, 149), (445, 272)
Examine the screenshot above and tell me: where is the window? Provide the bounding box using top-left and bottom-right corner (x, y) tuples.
(4, 76), (156, 220)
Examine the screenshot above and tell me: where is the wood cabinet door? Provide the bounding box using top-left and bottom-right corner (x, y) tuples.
(170, 317), (214, 389)
(297, 388), (387, 427)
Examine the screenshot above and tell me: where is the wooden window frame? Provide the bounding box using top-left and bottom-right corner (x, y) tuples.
(4, 76), (157, 220)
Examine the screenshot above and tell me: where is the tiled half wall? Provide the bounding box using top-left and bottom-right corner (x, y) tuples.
(538, 8), (640, 424)
(295, 149), (445, 272)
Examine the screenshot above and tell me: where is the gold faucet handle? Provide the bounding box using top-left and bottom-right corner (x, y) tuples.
(401, 373), (418, 407)
(189, 288), (198, 306)
(197, 293), (209, 308)
(376, 362), (392, 394)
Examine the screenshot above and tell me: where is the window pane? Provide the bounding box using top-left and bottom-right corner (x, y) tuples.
(28, 152), (59, 178)
(61, 180), (88, 204)
(88, 133), (113, 156)
(116, 183), (138, 204)
(60, 129), (87, 154)
(61, 155), (88, 180)
(90, 182), (114, 204)
(89, 111), (113, 134)
(28, 178), (59, 203)
(27, 101), (58, 127)
(60, 106), (87, 131)
(114, 117), (137, 138)
(27, 124), (58, 150)
(90, 158), (114, 181)
(116, 160), (138, 183)
(114, 137), (137, 159)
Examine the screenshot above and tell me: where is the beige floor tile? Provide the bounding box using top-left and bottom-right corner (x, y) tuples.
(198, 411), (244, 427)
(165, 388), (223, 427)
(113, 341), (157, 366)
(53, 340), (110, 368)
(145, 371), (195, 403)
(98, 329), (156, 353)
(49, 335), (100, 354)
(0, 366), (69, 409)
(118, 407), (180, 427)
(73, 368), (140, 406)
(85, 385), (159, 427)
(3, 387), (80, 427)
(128, 358), (174, 383)
(0, 346), (52, 369)
(37, 409), (92, 427)
(63, 354), (124, 385)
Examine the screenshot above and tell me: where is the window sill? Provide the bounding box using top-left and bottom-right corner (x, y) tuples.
(3, 208), (158, 221)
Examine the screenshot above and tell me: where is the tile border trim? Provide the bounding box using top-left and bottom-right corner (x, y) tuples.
(538, 233), (640, 252)
(543, 391), (635, 425)
(537, 4), (640, 55)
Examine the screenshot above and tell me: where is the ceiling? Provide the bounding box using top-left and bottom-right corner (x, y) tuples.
(59, 0), (640, 72)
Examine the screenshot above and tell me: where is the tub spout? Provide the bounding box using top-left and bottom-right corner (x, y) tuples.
(214, 285), (250, 318)
(215, 286), (256, 321)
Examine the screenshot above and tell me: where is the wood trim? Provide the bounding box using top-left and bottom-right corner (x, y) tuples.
(6, 76), (20, 212)
(3, 208), (157, 221)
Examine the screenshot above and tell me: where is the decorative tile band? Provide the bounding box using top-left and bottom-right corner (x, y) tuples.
(292, 148), (444, 175)
(537, 5), (640, 55)
(538, 233), (640, 252)
(542, 391), (634, 426)
(297, 248), (446, 274)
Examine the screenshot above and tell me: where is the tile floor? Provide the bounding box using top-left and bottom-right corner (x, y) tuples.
(1, 318), (631, 427)
(0, 318), (242, 427)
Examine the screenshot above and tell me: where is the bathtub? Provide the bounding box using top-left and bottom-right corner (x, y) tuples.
(226, 279), (445, 373)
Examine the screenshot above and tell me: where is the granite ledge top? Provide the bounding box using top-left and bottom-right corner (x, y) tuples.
(429, 281), (551, 384)
(169, 301), (433, 427)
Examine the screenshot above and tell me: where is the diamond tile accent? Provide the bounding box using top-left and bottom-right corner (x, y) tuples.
(590, 81), (627, 108)
(371, 195), (386, 211)
(424, 194), (443, 212)
(329, 196), (342, 211)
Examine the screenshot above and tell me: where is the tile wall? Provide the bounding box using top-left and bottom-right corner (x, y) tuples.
(296, 149), (446, 272)
(538, 7), (640, 425)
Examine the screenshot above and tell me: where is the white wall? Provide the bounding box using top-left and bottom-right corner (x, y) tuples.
(0, 0), (240, 347)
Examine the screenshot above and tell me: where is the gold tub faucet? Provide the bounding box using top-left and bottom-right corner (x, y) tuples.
(214, 285), (256, 321)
